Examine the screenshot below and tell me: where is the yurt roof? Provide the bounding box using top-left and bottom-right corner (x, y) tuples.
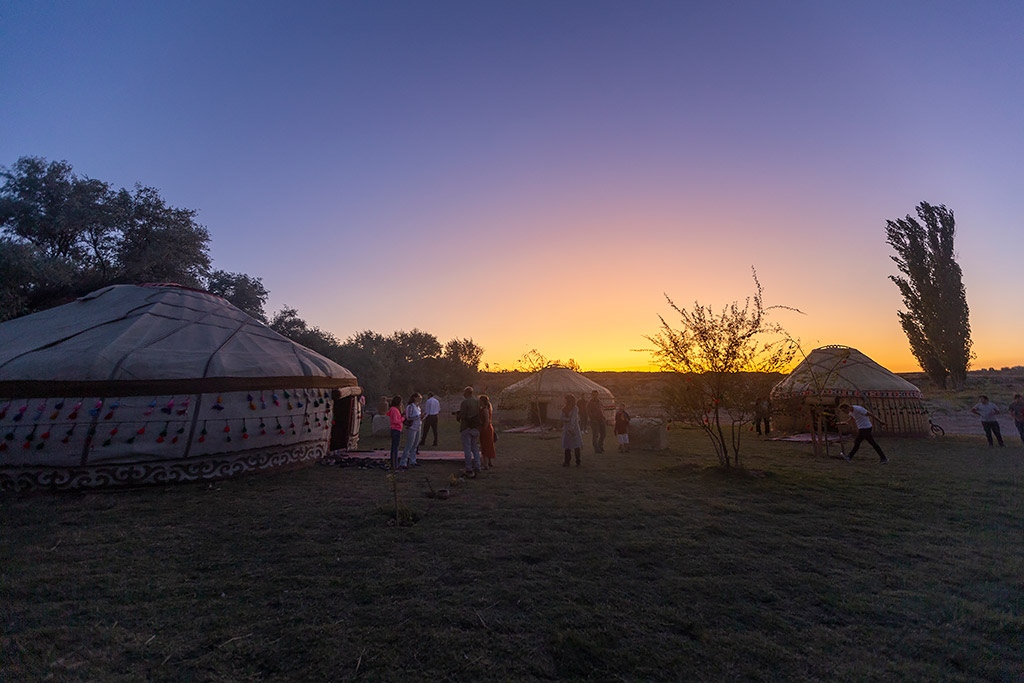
(0, 284), (358, 397)
(499, 366), (614, 403)
(771, 345), (922, 400)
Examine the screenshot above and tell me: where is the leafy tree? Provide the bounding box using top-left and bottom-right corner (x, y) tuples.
(645, 271), (797, 469)
(0, 156), (232, 316)
(207, 270), (269, 321)
(110, 185), (210, 287)
(885, 202), (973, 389)
(0, 157), (112, 263)
(268, 306), (341, 359)
(441, 338), (484, 392)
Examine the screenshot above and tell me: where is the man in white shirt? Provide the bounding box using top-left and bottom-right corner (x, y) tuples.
(839, 403), (889, 464)
(419, 391), (442, 448)
(970, 395), (1005, 447)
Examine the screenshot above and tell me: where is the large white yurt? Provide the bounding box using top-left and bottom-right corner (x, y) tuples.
(0, 284), (362, 492)
(770, 345), (928, 436)
(498, 366), (614, 424)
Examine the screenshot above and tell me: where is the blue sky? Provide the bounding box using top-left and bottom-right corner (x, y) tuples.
(3, 1), (1022, 370)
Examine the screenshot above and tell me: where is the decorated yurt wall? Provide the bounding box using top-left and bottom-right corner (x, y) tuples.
(770, 345), (929, 437)
(0, 284), (362, 492)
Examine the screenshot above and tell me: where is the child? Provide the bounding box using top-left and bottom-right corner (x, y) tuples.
(614, 403), (631, 453)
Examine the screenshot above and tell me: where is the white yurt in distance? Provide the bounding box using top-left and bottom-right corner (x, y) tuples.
(770, 345), (928, 436)
(0, 284), (362, 491)
(499, 366), (614, 424)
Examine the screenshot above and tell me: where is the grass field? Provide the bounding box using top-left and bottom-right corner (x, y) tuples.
(2, 422), (1022, 681)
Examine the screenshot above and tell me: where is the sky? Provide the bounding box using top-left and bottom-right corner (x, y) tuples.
(2, 1), (1022, 372)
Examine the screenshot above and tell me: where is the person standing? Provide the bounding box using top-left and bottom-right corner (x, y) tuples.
(386, 395), (403, 470)
(479, 394), (497, 468)
(614, 403), (631, 453)
(457, 386), (482, 477)
(578, 393), (589, 434)
(754, 398), (771, 435)
(1009, 394), (1024, 445)
(839, 403), (888, 464)
(419, 391), (441, 448)
(971, 395), (1005, 447)
(399, 392), (422, 469)
(587, 390), (606, 453)
(561, 394), (583, 467)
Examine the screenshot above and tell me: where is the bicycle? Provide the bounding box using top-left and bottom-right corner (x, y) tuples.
(929, 419), (944, 436)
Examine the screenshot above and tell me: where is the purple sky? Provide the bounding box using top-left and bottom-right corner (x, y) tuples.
(3, 1), (1022, 371)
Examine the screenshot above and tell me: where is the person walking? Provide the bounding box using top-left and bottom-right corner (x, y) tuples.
(614, 403), (631, 453)
(419, 391), (441, 448)
(587, 390), (606, 453)
(457, 386), (482, 477)
(1009, 394), (1024, 445)
(839, 403), (889, 464)
(386, 395), (403, 470)
(479, 394), (497, 468)
(399, 392), (421, 469)
(971, 395), (1005, 447)
(561, 394), (583, 467)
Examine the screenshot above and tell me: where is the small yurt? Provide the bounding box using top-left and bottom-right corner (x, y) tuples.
(0, 284), (362, 492)
(499, 366), (614, 424)
(770, 345), (928, 436)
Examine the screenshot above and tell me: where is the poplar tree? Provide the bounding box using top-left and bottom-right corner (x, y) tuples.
(885, 202), (973, 390)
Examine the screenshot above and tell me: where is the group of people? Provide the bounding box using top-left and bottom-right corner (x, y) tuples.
(385, 391), (443, 470)
(383, 389), (1024, 474)
(456, 386), (496, 477)
(836, 392), (1024, 466)
(971, 393), (1024, 447)
(384, 387), (499, 475)
(560, 391), (631, 466)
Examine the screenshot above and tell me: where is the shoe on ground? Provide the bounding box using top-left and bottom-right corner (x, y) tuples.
(840, 452), (850, 462)
(880, 457), (889, 464)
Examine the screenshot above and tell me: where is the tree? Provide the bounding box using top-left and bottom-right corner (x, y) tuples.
(268, 306), (341, 359)
(110, 184), (211, 287)
(645, 271), (798, 469)
(441, 338), (484, 392)
(514, 349), (579, 373)
(206, 270), (269, 321)
(0, 156), (221, 315)
(0, 157), (112, 263)
(885, 202), (973, 389)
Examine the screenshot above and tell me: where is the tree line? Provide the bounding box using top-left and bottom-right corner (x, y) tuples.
(0, 156), (482, 399)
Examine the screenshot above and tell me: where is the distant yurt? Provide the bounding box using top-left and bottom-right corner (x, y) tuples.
(499, 366), (614, 424)
(770, 345), (928, 436)
(0, 284), (362, 492)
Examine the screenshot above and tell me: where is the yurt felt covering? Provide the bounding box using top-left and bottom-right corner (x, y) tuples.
(499, 366), (615, 423)
(0, 284), (361, 491)
(771, 345), (928, 436)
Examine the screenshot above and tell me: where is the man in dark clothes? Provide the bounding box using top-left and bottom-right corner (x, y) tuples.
(587, 390), (606, 453)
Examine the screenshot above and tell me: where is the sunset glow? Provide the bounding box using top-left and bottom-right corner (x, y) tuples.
(3, 2), (1021, 375)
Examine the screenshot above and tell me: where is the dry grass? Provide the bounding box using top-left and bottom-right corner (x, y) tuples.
(2, 422), (1022, 681)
